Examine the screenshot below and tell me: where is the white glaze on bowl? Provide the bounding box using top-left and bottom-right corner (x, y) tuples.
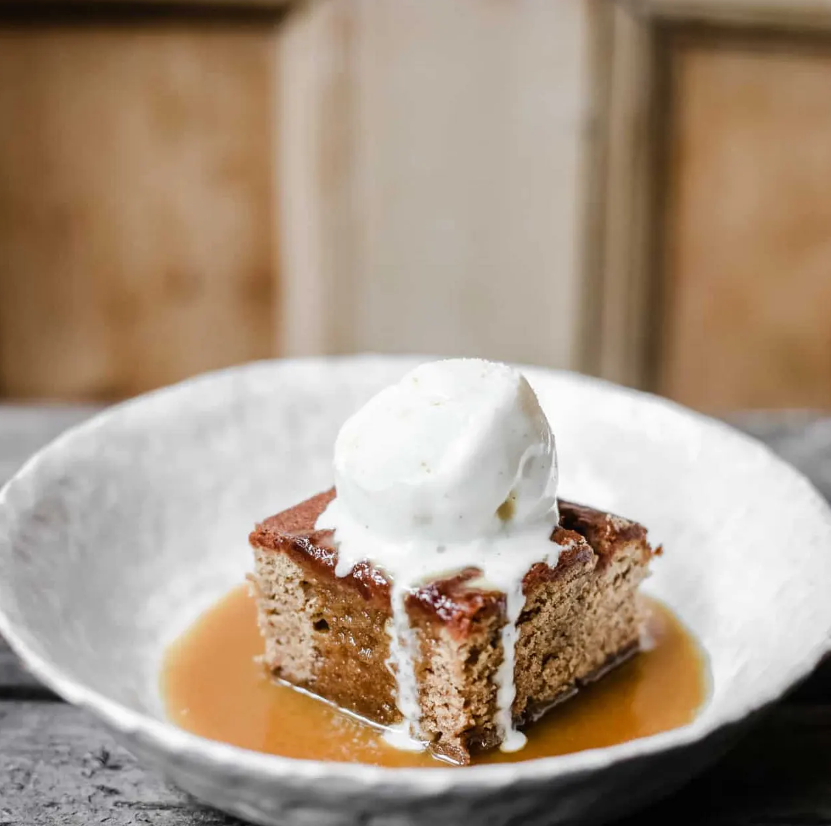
(1, 356), (830, 826)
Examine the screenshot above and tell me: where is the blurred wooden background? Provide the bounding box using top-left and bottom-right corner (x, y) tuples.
(659, 30), (831, 410)
(0, 9), (279, 400)
(0, 0), (829, 411)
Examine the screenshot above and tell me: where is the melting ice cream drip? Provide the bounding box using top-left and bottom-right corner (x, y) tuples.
(495, 584), (529, 752)
(318, 358), (561, 751)
(384, 585), (426, 750)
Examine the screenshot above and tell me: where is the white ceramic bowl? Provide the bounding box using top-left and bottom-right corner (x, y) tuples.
(2, 356), (831, 826)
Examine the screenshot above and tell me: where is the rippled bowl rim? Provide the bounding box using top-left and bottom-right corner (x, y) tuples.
(2, 355), (830, 796)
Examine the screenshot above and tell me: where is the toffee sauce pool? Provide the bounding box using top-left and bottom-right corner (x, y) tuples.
(162, 586), (707, 767)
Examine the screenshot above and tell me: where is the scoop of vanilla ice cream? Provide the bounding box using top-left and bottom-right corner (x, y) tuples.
(331, 359), (557, 543)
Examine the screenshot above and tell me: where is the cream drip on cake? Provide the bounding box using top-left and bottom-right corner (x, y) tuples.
(316, 358), (562, 752)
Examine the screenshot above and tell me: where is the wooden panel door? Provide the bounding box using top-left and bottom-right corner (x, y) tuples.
(277, 0), (597, 372)
(0, 18), (277, 400)
(658, 36), (831, 410)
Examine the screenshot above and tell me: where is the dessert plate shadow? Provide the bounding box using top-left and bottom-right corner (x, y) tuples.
(1, 355), (831, 826)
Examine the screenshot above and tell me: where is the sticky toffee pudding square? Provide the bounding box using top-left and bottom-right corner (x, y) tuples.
(249, 488), (655, 765)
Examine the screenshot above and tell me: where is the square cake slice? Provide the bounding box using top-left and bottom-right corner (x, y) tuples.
(250, 488), (655, 764)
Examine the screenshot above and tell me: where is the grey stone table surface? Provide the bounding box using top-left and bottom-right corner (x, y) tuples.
(1, 404), (831, 826)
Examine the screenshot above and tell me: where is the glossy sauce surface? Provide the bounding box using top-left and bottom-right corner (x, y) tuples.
(162, 586), (707, 767)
